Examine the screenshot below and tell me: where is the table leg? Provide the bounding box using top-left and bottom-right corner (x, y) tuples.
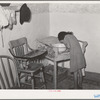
(62, 62), (64, 68)
(54, 60), (57, 89)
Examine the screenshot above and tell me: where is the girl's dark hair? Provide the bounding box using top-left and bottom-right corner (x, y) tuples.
(58, 31), (73, 41)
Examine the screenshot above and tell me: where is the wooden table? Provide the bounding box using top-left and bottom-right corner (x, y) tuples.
(45, 52), (70, 89)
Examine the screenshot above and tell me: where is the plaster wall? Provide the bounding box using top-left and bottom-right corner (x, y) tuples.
(0, 3), (50, 56)
(49, 3), (100, 73)
(1, 3), (100, 74)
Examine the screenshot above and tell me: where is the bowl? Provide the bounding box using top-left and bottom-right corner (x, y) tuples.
(52, 43), (66, 53)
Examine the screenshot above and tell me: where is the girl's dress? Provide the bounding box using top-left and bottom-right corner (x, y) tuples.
(63, 35), (86, 72)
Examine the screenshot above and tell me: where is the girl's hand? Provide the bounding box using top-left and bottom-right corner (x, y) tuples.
(58, 49), (70, 55)
(82, 41), (88, 53)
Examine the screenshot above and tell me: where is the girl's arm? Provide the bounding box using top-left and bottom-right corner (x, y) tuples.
(78, 40), (88, 54)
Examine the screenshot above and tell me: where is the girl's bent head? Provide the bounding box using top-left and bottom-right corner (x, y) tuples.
(58, 31), (73, 41)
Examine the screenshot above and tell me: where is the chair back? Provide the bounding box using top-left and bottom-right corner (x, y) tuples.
(9, 37), (29, 57)
(0, 55), (19, 89)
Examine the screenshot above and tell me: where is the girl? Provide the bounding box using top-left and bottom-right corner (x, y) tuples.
(58, 31), (88, 89)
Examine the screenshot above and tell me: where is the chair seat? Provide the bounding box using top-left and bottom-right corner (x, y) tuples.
(28, 63), (43, 70)
(18, 63), (44, 73)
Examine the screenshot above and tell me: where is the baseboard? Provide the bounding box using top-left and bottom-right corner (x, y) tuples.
(67, 68), (100, 82)
(85, 71), (100, 82)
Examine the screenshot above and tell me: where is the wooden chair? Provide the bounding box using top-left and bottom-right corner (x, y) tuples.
(8, 37), (46, 89)
(0, 55), (20, 89)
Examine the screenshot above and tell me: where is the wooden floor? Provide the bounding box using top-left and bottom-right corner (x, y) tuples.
(10, 69), (100, 89)
(46, 73), (100, 89)
(44, 66), (100, 89)
(19, 71), (100, 89)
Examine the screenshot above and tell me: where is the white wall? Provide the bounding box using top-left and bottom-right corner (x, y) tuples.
(49, 3), (100, 73)
(0, 4), (50, 88)
(1, 3), (100, 74)
(0, 3), (50, 56)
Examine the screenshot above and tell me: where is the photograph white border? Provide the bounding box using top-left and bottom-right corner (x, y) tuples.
(0, 0), (100, 99)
